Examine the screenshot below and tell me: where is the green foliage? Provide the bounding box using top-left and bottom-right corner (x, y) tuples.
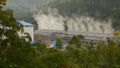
(39, 51), (67, 68)
(69, 35), (84, 47)
(0, 44), (38, 68)
(1, 1), (120, 67)
(55, 38), (63, 49)
(34, 37), (120, 68)
(0, 0), (39, 68)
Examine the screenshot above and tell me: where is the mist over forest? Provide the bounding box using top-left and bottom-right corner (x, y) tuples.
(6, 0), (120, 30)
(6, 0), (51, 26)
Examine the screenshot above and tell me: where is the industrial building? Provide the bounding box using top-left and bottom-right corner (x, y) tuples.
(18, 20), (34, 41)
(34, 29), (114, 44)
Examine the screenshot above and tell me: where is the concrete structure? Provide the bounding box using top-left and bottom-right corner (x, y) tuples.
(34, 29), (114, 44)
(18, 20), (34, 41)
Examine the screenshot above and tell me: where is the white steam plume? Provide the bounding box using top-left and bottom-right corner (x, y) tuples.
(34, 8), (113, 33)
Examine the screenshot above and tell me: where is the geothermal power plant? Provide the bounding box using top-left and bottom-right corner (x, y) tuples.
(34, 10), (114, 44)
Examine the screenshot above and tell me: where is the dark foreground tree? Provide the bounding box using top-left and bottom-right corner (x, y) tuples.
(0, 0), (38, 68)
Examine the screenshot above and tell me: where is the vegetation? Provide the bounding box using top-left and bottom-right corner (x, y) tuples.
(35, 37), (120, 68)
(0, 0), (38, 67)
(1, 0), (120, 68)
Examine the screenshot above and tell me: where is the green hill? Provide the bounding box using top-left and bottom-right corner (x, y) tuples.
(5, 0), (52, 29)
(48, 0), (120, 30)
(6, 0), (120, 30)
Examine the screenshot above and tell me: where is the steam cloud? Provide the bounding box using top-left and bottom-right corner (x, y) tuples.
(34, 8), (113, 33)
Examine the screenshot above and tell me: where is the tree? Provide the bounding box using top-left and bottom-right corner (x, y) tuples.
(0, 0), (38, 68)
(0, 0), (22, 46)
(55, 38), (63, 49)
(68, 35), (84, 47)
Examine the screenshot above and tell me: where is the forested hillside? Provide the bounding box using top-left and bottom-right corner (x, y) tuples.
(6, 0), (51, 26)
(6, 0), (120, 30)
(48, 0), (120, 30)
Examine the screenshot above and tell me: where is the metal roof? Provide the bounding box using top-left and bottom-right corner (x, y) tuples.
(17, 20), (34, 27)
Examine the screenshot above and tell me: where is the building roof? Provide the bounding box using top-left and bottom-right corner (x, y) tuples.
(17, 20), (34, 27)
(50, 41), (66, 48)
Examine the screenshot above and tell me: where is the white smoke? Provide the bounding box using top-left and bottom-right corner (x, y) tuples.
(34, 8), (65, 30)
(34, 8), (113, 33)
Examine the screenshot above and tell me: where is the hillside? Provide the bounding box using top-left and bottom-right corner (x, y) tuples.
(5, 0), (51, 26)
(6, 0), (120, 30)
(48, 0), (120, 30)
